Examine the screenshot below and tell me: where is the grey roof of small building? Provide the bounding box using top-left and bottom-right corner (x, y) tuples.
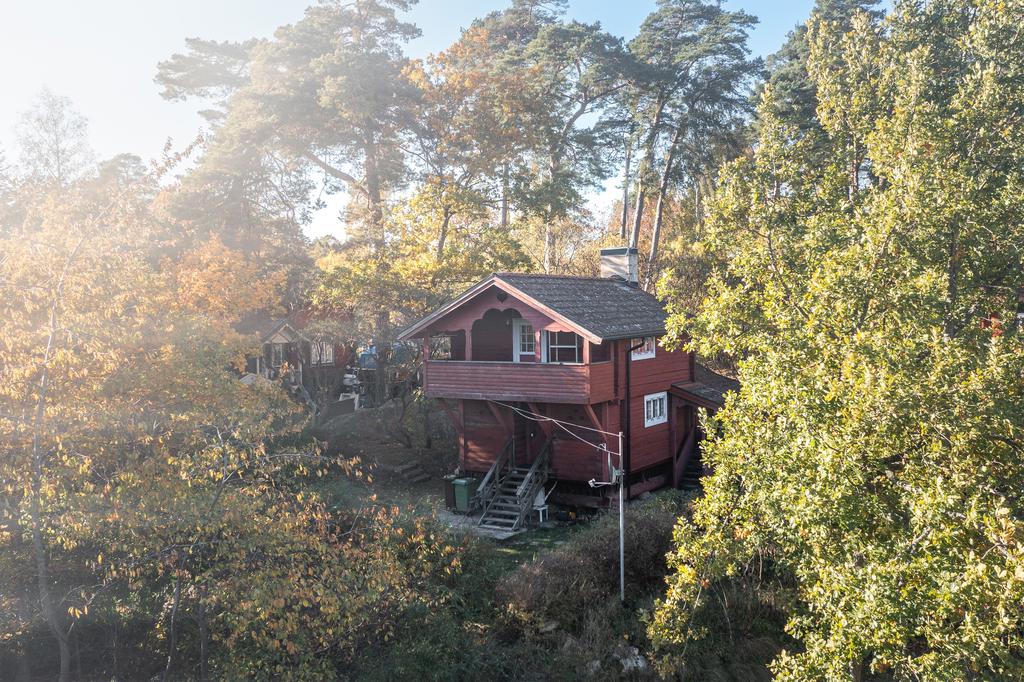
(672, 364), (740, 408)
(494, 273), (668, 341)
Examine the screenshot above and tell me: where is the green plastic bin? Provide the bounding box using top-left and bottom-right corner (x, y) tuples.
(452, 477), (479, 513)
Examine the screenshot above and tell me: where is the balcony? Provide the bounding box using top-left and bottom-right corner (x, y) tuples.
(424, 360), (614, 404)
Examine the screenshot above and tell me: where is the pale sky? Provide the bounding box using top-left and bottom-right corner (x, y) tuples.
(0, 0), (814, 238)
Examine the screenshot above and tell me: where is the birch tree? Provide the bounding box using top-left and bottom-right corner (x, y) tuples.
(15, 89), (94, 189)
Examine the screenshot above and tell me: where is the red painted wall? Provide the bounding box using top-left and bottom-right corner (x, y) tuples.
(450, 336), (691, 484)
(425, 285), (554, 361)
(471, 308), (517, 361)
(622, 340), (692, 472)
(462, 400), (507, 472)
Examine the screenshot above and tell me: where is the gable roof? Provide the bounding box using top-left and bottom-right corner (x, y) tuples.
(262, 319), (309, 344)
(397, 272), (668, 343)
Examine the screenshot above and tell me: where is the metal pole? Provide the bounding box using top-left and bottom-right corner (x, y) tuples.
(618, 430), (625, 603)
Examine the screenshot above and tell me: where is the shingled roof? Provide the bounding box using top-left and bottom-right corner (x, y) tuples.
(671, 364), (740, 410)
(398, 272), (669, 343)
(494, 273), (667, 341)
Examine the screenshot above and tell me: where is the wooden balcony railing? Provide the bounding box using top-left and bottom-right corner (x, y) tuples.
(423, 360), (613, 404)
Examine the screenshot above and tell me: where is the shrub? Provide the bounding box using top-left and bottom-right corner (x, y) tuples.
(496, 491), (692, 636)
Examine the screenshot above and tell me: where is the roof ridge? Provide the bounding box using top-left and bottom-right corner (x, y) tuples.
(495, 271), (623, 282)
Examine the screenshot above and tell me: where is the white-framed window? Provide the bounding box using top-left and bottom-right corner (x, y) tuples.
(270, 343), (285, 368)
(542, 330), (583, 364)
(644, 391), (668, 427)
(512, 319), (535, 362)
(311, 341), (334, 366)
(631, 336), (656, 360)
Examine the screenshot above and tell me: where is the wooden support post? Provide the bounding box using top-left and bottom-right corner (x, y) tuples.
(486, 400), (512, 434)
(669, 396), (678, 485)
(601, 402), (611, 481)
(421, 335), (430, 389)
(459, 399), (467, 471)
(527, 402), (554, 438)
(438, 398), (463, 433)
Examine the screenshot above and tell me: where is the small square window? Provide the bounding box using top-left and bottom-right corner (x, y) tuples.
(644, 391), (667, 427)
(631, 336), (656, 360)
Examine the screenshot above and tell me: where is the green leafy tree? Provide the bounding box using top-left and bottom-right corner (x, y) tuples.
(762, 0), (882, 142)
(625, 0), (760, 285)
(158, 0), (427, 351)
(432, 1), (630, 272)
(651, 1), (1024, 679)
(0, 153), (472, 679)
(158, 1), (419, 238)
(511, 19), (630, 271)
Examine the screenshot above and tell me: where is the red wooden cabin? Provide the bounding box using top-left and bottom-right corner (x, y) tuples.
(399, 248), (736, 531)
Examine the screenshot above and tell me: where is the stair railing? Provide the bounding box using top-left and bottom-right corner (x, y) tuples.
(515, 438), (551, 503)
(473, 438), (513, 513)
(505, 439), (552, 530)
(673, 428), (698, 488)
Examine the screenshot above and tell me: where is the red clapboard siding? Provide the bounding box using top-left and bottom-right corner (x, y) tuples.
(425, 361), (614, 404)
(459, 400), (610, 482)
(589, 361), (614, 403)
(463, 400), (507, 473)
(550, 440), (604, 481)
(624, 340), (692, 473)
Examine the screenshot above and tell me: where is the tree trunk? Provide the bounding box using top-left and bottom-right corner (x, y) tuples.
(693, 182), (700, 225)
(197, 585), (210, 682)
(619, 139), (632, 240)
(646, 126), (683, 289)
(629, 96), (667, 250)
(500, 162), (510, 230)
(111, 623), (120, 682)
(629, 174), (646, 250)
(162, 571), (183, 681)
(362, 130), (384, 245)
(435, 207), (452, 260)
(72, 628), (83, 680)
(543, 225), (555, 273)
(30, 499), (70, 682)
(850, 657), (864, 682)
(543, 154), (560, 273)
(28, 237), (84, 682)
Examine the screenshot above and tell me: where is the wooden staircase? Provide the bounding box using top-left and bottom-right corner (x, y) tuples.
(395, 460), (431, 485)
(674, 428), (706, 490)
(477, 440), (551, 534)
(678, 450), (704, 490)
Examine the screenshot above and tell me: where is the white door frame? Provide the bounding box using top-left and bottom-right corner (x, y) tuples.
(511, 318), (534, 363)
